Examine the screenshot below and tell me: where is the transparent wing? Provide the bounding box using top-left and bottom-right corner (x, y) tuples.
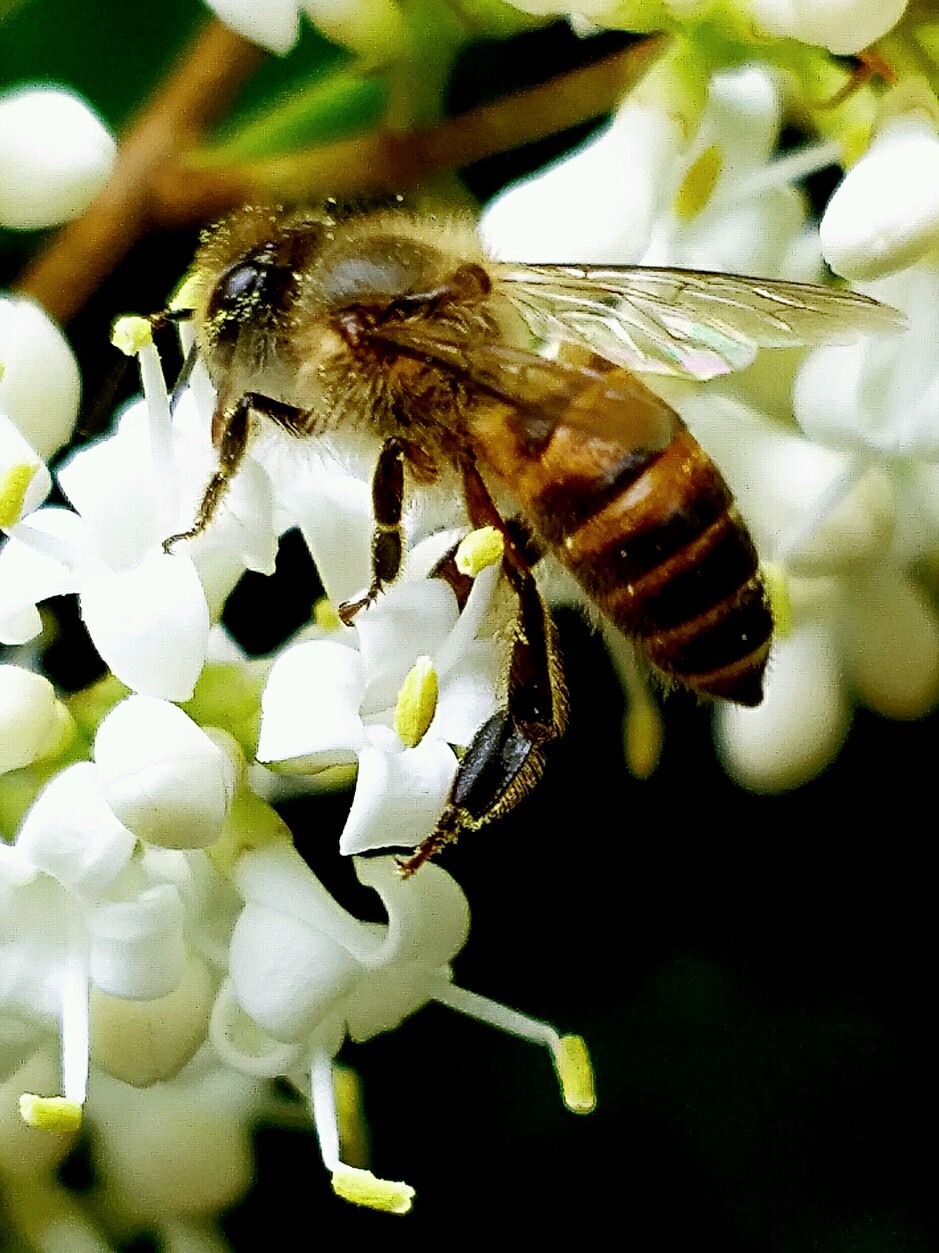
(371, 321), (680, 451)
(493, 264), (906, 381)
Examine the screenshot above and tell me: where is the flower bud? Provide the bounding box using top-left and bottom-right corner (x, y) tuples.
(0, 666), (72, 775)
(0, 88), (115, 230)
(0, 296), (80, 459)
(94, 696), (238, 849)
(820, 116), (939, 280)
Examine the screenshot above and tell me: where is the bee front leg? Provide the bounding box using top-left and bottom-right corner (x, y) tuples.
(398, 460), (567, 876)
(162, 391), (306, 551)
(338, 436), (435, 625)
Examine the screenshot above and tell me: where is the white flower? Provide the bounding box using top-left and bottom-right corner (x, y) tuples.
(257, 540), (505, 855)
(0, 762), (192, 1118)
(0, 295), (81, 461)
(482, 63), (826, 278)
(211, 844), (593, 1211)
(0, 87), (116, 231)
(0, 334), (273, 699)
(820, 115), (939, 281)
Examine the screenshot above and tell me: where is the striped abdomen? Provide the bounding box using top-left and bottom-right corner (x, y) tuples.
(472, 403), (772, 706)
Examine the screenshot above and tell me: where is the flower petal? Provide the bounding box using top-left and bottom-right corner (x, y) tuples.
(257, 639), (365, 768)
(229, 904), (360, 1040)
(79, 551), (210, 701)
(0, 88), (115, 230)
(339, 733), (457, 854)
(15, 762), (136, 898)
(87, 882), (186, 999)
(94, 696), (237, 849)
(0, 296), (81, 459)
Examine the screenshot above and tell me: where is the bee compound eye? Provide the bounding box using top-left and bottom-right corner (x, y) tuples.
(207, 259), (271, 319)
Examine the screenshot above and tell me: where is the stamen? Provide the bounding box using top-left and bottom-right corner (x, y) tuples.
(394, 655), (438, 747)
(0, 462), (38, 528)
(310, 1051), (415, 1214)
(602, 623), (663, 778)
(711, 140), (844, 211)
(18, 1094), (83, 1133)
(553, 1034), (596, 1114)
(456, 526), (505, 576)
(60, 920), (90, 1108)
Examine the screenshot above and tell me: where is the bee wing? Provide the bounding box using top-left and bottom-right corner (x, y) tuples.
(370, 321), (681, 450)
(493, 264), (906, 381)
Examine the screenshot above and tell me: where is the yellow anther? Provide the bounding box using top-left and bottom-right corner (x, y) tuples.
(110, 315), (153, 356)
(0, 462), (38, 528)
(625, 696), (663, 779)
(394, 655), (438, 748)
(674, 144), (722, 221)
(18, 1094), (83, 1134)
(331, 1164), (415, 1214)
(455, 526), (505, 576)
(313, 596), (342, 631)
(762, 562), (792, 638)
(553, 1034), (596, 1114)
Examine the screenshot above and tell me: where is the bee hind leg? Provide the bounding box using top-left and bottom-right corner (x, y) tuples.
(398, 460), (566, 876)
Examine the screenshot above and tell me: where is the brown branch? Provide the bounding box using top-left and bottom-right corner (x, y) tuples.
(183, 33), (668, 198)
(15, 28), (666, 325)
(15, 20), (265, 323)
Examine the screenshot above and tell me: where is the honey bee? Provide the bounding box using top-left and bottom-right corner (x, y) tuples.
(168, 203), (900, 871)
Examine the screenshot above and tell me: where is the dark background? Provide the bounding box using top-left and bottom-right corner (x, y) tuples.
(1, 4), (933, 1248)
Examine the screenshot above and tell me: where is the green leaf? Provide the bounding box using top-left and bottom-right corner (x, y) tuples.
(203, 68), (389, 162)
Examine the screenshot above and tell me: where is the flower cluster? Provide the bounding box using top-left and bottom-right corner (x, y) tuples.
(3, 0), (939, 1239)
(1, 281), (592, 1234)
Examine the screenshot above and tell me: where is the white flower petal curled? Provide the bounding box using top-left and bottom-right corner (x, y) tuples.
(716, 623), (850, 791)
(14, 763), (137, 899)
(0, 88), (116, 230)
(0, 296), (81, 459)
(94, 697), (237, 849)
(820, 117), (939, 280)
(749, 0), (908, 54)
(354, 855), (470, 971)
(229, 905), (361, 1040)
(0, 507), (84, 646)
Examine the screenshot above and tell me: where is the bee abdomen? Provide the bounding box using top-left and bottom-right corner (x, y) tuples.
(531, 430), (772, 705)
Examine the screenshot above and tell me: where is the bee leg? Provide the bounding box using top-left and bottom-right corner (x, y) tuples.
(337, 436), (436, 625)
(398, 461), (566, 876)
(162, 391), (306, 551)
